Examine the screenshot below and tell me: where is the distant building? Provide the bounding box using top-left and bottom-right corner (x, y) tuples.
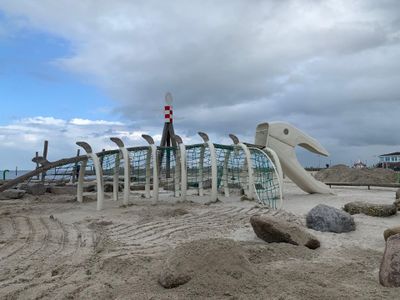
(353, 160), (366, 169)
(378, 152), (400, 170)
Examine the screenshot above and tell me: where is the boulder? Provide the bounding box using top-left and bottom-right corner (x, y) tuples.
(159, 270), (191, 289)
(343, 201), (397, 217)
(380, 233), (400, 287)
(250, 215), (320, 249)
(384, 227), (400, 241)
(306, 204), (355, 233)
(396, 188), (400, 200)
(48, 186), (76, 195)
(0, 189), (26, 200)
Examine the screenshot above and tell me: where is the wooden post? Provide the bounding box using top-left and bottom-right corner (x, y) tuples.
(41, 140), (48, 182)
(35, 151), (39, 180)
(73, 149), (80, 183)
(99, 149), (105, 169)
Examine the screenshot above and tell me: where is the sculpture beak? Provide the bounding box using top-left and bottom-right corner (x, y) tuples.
(256, 122), (329, 157)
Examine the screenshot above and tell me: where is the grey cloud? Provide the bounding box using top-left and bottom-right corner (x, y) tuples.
(1, 0), (400, 166)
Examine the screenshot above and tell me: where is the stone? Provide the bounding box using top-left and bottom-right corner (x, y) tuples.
(306, 204), (355, 233)
(0, 189), (26, 200)
(22, 183), (46, 195)
(48, 186), (76, 195)
(380, 233), (400, 287)
(396, 188), (400, 200)
(384, 227), (400, 241)
(343, 201), (397, 217)
(159, 271), (191, 289)
(250, 215), (320, 249)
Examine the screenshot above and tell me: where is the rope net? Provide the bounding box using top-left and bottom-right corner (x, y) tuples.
(128, 147), (149, 189)
(186, 144), (212, 194)
(214, 144), (247, 195)
(100, 152), (120, 179)
(158, 146), (178, 193)
(249, 147), (281, 208)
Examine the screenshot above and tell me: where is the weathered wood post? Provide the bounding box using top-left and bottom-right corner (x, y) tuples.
(41, 140), (48, 182)
(35, 151), (39, 180)
(72, 149), (80, 183)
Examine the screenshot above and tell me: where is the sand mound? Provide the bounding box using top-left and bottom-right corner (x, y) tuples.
(315, 165), (397, 184)
(159, 238), (255, 289)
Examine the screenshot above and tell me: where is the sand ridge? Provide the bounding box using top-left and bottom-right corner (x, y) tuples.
(315, 165), (398, 184)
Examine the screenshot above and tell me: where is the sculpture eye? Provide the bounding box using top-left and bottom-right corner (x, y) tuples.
(284, 128), (289, 135)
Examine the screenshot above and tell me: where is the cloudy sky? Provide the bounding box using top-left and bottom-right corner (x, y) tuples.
(0, 0), (399, 169)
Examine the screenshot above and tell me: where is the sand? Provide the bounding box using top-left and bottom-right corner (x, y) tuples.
(315, 165), (398, 184)
(1, 181), (400, 299)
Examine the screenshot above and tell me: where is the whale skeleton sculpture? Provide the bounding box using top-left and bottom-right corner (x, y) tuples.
(0, 122), (332, 210)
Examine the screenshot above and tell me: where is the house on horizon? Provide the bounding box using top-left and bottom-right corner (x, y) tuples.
(378, 152), (400, 170)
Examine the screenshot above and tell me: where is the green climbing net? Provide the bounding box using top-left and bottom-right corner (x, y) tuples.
(18, 143), (282, 208)
(249, 147), (282, 209)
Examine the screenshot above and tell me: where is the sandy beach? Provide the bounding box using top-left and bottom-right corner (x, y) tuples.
(0, 180), (399, 299)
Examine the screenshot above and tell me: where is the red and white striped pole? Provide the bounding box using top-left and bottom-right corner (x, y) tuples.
(164, 92), (173, 123)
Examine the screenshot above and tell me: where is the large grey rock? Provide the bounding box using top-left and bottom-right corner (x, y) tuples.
(380, 233), (400, 287)
(343, 201), (397, 217)
(306, 204), (355, 233)
(250, 215), (320, 249)
(396, 188), (400, 200)
(0, 189), (26, 200)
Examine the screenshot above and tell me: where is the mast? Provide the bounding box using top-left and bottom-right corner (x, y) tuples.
(159, 92), (177, 178)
